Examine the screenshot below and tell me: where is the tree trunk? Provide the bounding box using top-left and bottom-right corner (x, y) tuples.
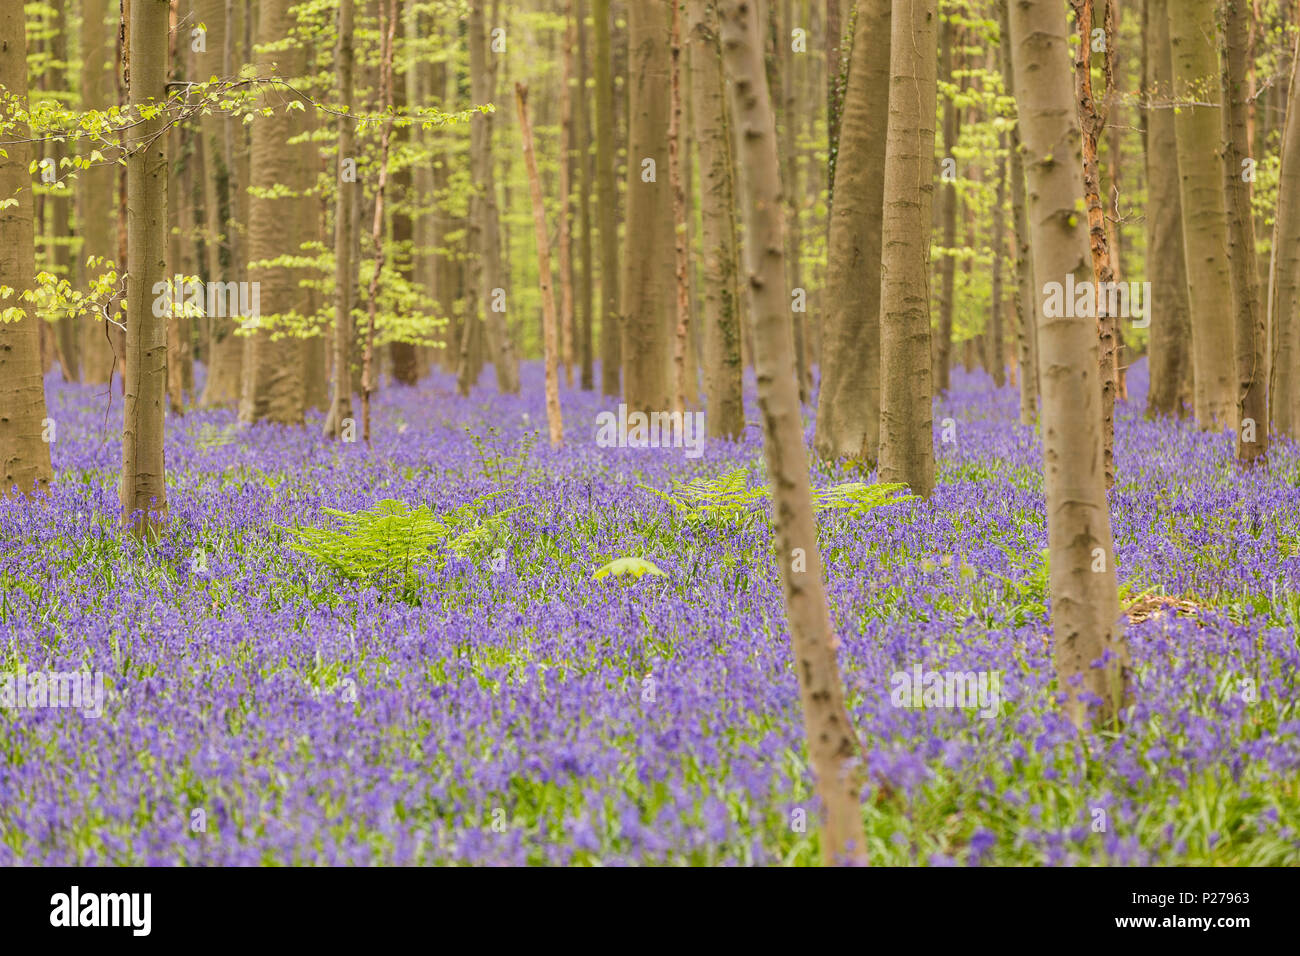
(0, 0), (54, 498)
(934, 16), (959, 394)
(595, 0), (621, 397)
(121, 0), (170, 533)
(1270, 31), (1300, 437)
(1169, 0), (1238, 429)
(779, 0), (807, 402)
(1007, 0), (1129, 729)
(1144, 0), (1193, 419)
(621, 0), (675, 415)
(460, 0), (518, 397)
(238, 0), (307, 425)
(877, 0), (937, 500)
(689, 0), (744, 440)
(325, 0), (357, 439)
(1070, 0), (1117, 488)
(719, 0), (867, 866)
(1220, 0), (1269, 465)
(516, 83), (565, 447)
(577, 0), (595, 391)
(991, 145), (1006, 388)
(559, 0), (577, 388)
(998, 0), (1037, 424)
(198, 0), (246, 407)
(669, 0), (692, 415)
(80, 0), (123, 386)
(813, 0), (889, 463)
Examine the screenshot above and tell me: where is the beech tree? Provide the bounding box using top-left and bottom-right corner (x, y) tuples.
(120, 0), (170, 533)
(1271, 30), (1300, 438)
(0, 0), (53, 498)
(814, 0), (889, 464)
(1007, 0), (1129, 728)
(877, 0), (937, 499)
(719, 0), (867, 866)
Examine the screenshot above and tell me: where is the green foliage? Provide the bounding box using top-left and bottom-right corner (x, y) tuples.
(592, 557), (667, 581)
(281, 494), (518, 603)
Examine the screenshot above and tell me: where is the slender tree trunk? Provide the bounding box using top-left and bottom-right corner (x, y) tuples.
(1169, 0), (1238, 429)
(689, 0), (744, 439)
(719, 0), (867, 866)
(325, 0), (356, 439)
(1144, 0), (1193, 418)
(622, 0), (675, 415)
(577, 0), (595, 391)
(813, 0), (889, 463)
(198, 0), (245, 407)
(1270, 31), (1300, 437)
(559, 0), (576, 387)
(80, 0), (123, 386)
(669, 0), (692, 415)
(461, 0), (518, 396)
(595, 0), (621, 396)
(1007, 0), (1129, 729)
(878, 0), (937, 499)
(0, 0), (53, 498)
(362, 0), (398, 444)
(517, 83), (564, 447)
(934, 16), (959, 394)
(1071, 0), (1117, 488)
(778, 0), (807, 402)
(999, 0), (1037, 424)
(1220, 0), (1269, 464)
(991, 145), (1006, 388)
(121, 0), (170, 534)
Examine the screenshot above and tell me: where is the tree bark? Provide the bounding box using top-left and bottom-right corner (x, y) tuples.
(577, 0), (595, 391)
(325, 0), (357, 439)
(559, 0), (577, 388)
(934, 15), (959, 394)
(1007, 0), (1129, 729)
(669, 0), (692, 415)
(1169, 0), (1238, 429)
(0, 0), (54, 498)
(813, 0), (889, 463)
(877, 0), (936, 499)
(1219, 0), (1269, 464)
(1270, 30), (1300, 437)
(594, 0), (621, 397)
(719, 0), (867, 866)
(516, 83), (565, 448)
(121, 0), (170, 533)
(621, 0), (675, 415)
(1144, 0), (1193, 419)
(80, 0), (123, 386)
(238, 0), (307, 425)
(689, 0), (744, 440)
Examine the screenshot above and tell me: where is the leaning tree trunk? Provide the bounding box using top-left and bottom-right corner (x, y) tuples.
(719, 0), (868, 867)
(621, 0), (675, 415)
(1007, 0), (1129, 729)
(1144, 0), (1194, 419)
(1169, 0), (1237, 430)
(877, 0), (937, 499)
(1270, 30), (1300, 438)
(689, 0), (744, 440)
(0, 0), (53, 498)
(325, 0), (357, 439)
(517, 83), (565, 448)
(1220, 0), (1269, 465)
(121, 0), (170, 534)
(813, 0), (889, 464)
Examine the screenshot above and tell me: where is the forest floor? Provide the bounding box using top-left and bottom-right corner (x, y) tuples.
(1, 360), (1298, 864)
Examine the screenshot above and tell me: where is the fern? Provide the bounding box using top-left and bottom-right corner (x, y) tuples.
(280, 494), (517, 602)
